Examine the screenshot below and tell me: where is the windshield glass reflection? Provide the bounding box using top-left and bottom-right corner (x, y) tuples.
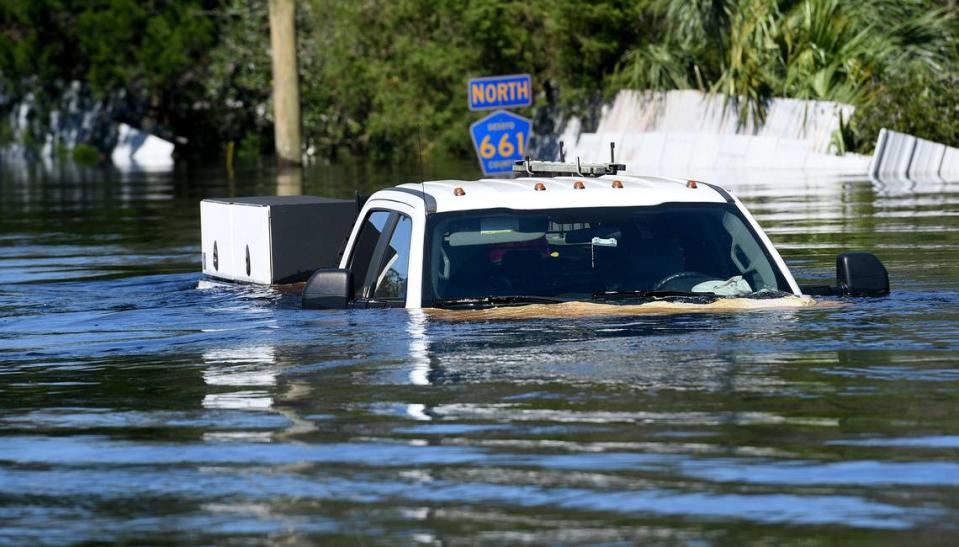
(427, 204), (789, 303)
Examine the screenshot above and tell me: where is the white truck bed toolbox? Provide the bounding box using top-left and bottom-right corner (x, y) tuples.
(200, 195), (357, 284)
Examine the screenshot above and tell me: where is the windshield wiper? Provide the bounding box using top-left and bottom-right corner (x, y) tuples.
(433, 295), (568, 309)
(591, 289), (709, 300)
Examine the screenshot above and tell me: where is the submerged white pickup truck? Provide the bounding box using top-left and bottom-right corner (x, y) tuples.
(200, 160), (889, 309)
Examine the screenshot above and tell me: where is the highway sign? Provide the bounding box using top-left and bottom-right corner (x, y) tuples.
(469, 110), (531, 176)
(468, 74), (532, 111)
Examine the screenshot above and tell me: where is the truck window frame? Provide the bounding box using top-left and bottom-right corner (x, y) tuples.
(348, 209), (393, 301)
(348, 208), (413, 308)
(420, 203), (793, 306)
(370, 213), (413, 304)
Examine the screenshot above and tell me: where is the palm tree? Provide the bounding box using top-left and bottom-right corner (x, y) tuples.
(617, 0), (956, 127)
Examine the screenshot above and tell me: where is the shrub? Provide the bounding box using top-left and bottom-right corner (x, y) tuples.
(72, 143), (101, 165)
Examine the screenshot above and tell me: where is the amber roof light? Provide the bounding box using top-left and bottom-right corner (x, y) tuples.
(453, 187), (466, 196)
(686, 180), (699, 189)
(534, 182), (546, 191)
(612, 180), (624, 189)
(573, 180), (586, 190)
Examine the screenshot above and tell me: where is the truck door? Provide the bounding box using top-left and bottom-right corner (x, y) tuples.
(347, 209), (413, 308)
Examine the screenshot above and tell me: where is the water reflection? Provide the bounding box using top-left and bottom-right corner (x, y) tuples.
(202, 346), (277, 410)
(275, 168), (303, 196)
(200, 345), (318, 442)
(407, 309), (432, 386)
(405, 309), (434, 421)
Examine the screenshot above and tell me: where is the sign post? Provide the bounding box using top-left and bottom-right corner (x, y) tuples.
(467, 74), (533, 176)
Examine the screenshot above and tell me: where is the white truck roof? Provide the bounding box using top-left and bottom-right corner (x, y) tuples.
(391, 174), (730, 213)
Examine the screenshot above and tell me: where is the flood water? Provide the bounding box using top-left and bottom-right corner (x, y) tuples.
(1, 159), (958, 544)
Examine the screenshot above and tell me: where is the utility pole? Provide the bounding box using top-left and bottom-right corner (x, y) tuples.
(269, 0), (301, 166)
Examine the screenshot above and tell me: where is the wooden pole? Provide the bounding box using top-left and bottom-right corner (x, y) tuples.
(276, 166), (304, 196)
(269, 0), (301, 166)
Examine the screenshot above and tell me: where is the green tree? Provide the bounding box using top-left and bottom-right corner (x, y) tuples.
(616, 0), (958, 146)
(2, 0), (958, 159)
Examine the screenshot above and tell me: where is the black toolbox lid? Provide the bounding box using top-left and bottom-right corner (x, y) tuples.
(203, 195), (353, 207)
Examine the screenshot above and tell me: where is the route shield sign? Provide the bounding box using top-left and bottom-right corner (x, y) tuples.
(468, 74), (532, 111)
(469, 110), (531, 176)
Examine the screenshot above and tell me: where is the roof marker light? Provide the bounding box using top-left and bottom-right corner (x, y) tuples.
(534, 182), (546, 191)
(573, 180), (585, 190)
(454, 187), (466, 196)
(612, 180), (624, 189)
(686, 180), (698, 189)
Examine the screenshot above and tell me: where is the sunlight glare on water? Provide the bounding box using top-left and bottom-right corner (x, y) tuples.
(1, 161), (958, 544)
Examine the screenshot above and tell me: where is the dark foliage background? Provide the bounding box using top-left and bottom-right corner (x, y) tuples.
(1, 0), (956, 161)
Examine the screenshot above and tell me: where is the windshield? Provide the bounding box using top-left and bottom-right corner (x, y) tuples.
(425, 204), (790, 303)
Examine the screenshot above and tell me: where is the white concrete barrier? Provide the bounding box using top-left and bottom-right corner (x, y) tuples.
(874, 130), (917, 181)
(715, 134), (751, 166)
(942, 147), (959, 178)
(869, 128), (959, 184)
(688, 134), (720, 169)
(659, 133), (693, 169)
(743, 137), (780, 169)
(111, 122), (175, 169)
(773, 138), (811, 169)
(559, 91), (958, 183)
(908, 140), (946, 180)
(561, 89), (870, 174)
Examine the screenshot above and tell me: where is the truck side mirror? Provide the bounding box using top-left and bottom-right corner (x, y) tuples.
(837, 252), (889, 296)
(302, 268), (352, 309)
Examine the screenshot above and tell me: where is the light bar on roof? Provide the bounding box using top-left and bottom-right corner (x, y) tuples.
(512, 158), (626, 178)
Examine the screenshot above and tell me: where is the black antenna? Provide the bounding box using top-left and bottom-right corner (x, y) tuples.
(610, 142), (616, 163)
(418, 124), (426, 197)
(417, 125), (425, 178)
(559, 141), (566, 162)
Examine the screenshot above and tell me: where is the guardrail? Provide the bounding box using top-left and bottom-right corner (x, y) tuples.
(869, 128), (959, 182)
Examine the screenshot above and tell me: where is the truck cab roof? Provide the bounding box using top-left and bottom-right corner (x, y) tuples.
(389, 174), (730, 214)
(343, 170), (804, 308)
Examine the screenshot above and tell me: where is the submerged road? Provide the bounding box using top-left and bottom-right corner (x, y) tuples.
(1, 163), (958, 544)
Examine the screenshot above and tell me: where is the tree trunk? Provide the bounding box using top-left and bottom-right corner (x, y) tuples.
(269, 0), (301, 166)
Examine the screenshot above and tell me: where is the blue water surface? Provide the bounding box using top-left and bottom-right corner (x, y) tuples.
(1, 162), (958, 544)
